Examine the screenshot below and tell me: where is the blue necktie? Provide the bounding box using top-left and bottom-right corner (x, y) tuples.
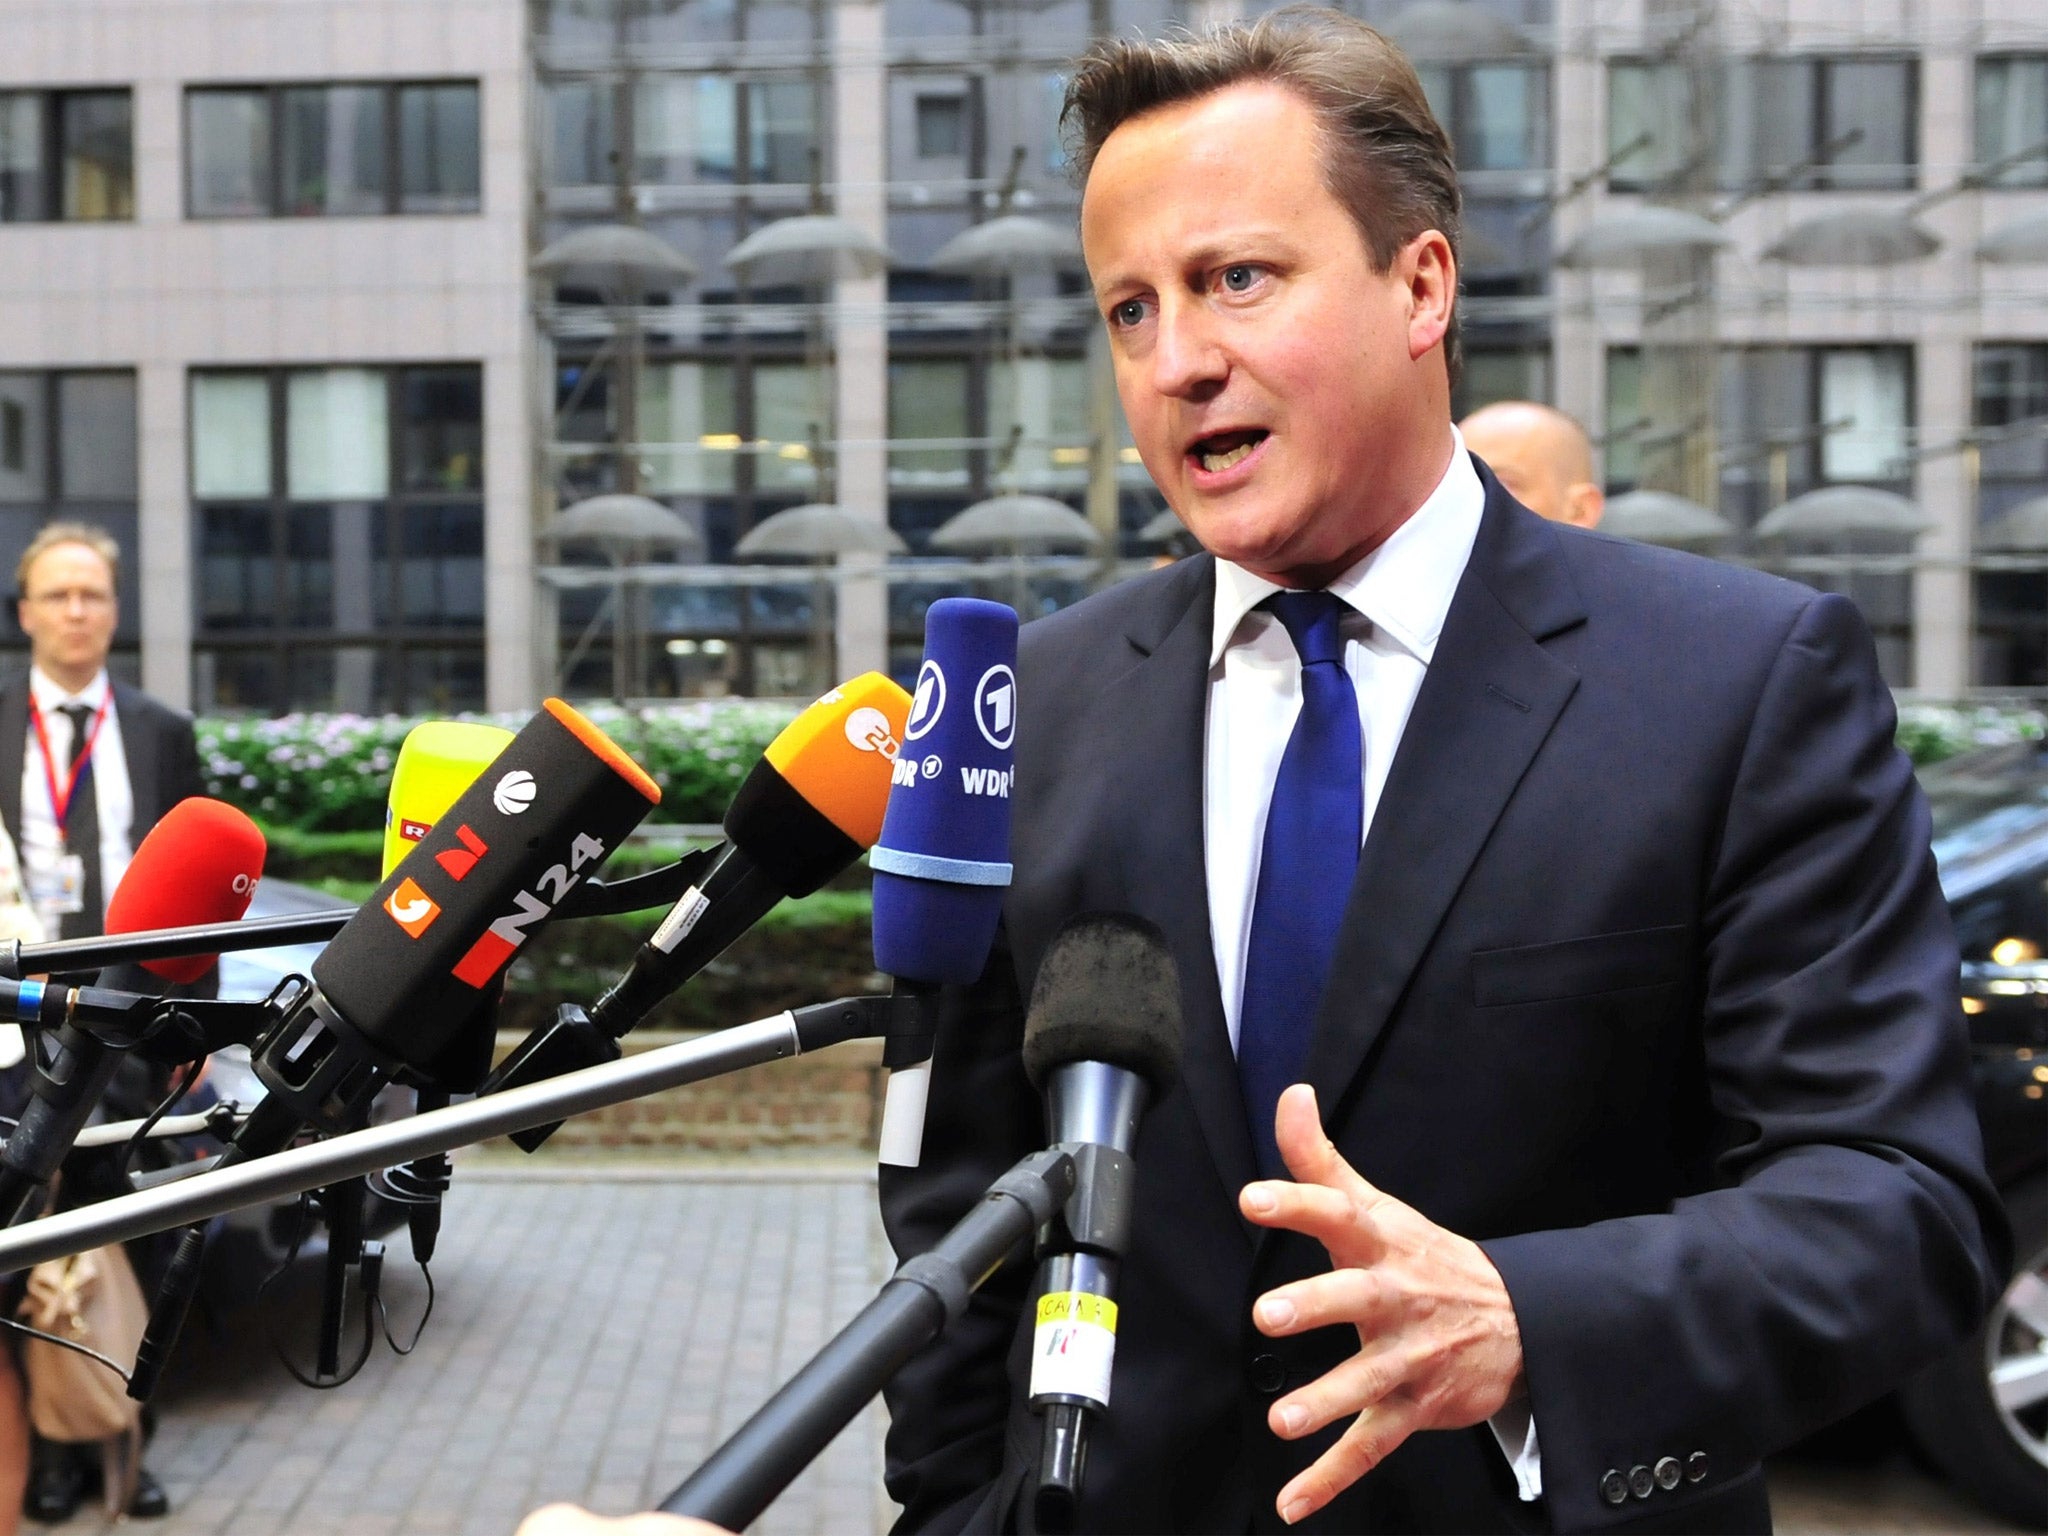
(1237, 591), (1363, 1178)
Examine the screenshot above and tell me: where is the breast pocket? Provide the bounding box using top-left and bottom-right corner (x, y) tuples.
(1471, 924), (1692, 1008)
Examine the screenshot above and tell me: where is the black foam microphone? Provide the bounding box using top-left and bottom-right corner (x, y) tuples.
(125, 699), (660, 1401)
(1019, 913), (1185, 1533)
(479, 674), (909, 1148)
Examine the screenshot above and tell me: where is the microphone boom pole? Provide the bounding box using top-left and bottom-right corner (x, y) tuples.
(0, 996), (894, 1276)
(659, 1146), (1077, 1530)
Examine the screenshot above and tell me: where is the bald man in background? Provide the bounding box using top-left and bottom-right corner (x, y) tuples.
(1460, 400), (1604, 529)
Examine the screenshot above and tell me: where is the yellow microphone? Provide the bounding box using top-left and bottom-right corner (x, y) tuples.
(381, 721), (516, 878)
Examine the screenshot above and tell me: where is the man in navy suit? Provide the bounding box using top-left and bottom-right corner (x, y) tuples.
(879, 11), (2005, 1534)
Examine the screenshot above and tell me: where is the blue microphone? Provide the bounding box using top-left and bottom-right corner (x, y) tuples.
(871, 597), (1019, 1165)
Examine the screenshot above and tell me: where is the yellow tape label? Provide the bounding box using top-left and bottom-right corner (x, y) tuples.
(1035, 1291), (1118, 1331)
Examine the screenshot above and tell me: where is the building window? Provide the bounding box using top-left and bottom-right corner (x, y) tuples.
(555, 77), (813, 190)
(185, 82), (481, 217)
(1976, 56), (2048, 187)
(0, 371), (140, 670)
(1419, 65), (1548, 173)
(1454, 346), (1553, 422)
(1974, 343), (2048, 687)
(1609, 58), (1916, 194)
(916, 95), (967, 159)
(191, 365), (485, 713)
(0, 90), (133, 222)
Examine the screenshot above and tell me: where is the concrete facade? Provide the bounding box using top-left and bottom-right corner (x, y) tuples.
(0, 0), (530, 709)
(2, 0), (2044, 710)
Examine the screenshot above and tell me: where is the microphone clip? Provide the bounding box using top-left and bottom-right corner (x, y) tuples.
(1035, 1142), (1136, 1261)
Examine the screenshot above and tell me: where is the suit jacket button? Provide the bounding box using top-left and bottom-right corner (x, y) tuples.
(1599, 1469), (1630, 1506)
(1654, 1456), (1682, 1491)
(1250, 1354), (1286, 1394)
(1686, 1451), (1709, 1484)
(1628, 1464), (1655, 1499)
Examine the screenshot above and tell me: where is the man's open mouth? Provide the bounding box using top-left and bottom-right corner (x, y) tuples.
(1189, 429), (1268, 473)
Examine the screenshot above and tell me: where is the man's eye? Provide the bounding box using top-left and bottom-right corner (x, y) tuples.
(1112, 299), (1147, 326)
(1221, 265), (1258, 291)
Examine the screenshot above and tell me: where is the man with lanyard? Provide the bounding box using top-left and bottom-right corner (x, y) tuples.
(0, 522), (201, 1524)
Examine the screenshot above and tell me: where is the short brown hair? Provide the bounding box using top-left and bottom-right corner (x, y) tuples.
(17, 522), (120, 599)
(1062, 5), (1463, 380)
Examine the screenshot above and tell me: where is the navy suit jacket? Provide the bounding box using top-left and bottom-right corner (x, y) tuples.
(878, 468), (2006, 1534)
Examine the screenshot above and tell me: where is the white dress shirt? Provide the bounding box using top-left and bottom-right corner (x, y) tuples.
(1199, 427), (1543, 1500)
(18, 666), (135, 932)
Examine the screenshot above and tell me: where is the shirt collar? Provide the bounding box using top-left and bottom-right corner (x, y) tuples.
(1209, 425), (1486, 668)
(29, 667), (111, 716)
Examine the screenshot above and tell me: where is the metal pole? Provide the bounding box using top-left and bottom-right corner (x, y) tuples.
(0, 1009), (870, 1272)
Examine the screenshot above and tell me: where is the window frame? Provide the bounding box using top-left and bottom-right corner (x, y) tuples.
(1974, 53), (2048, 189)
(183, 79), (482, 219)
(189, 363), (487, 714)
(0, 86), (134, 224)
(1605, 55), (1919, 195)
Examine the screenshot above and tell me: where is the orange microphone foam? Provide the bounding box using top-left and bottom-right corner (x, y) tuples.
(104, 798), (267, 984)
(761, 673), (912, 850)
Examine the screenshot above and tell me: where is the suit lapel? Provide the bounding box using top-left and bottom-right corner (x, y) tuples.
(1304, 479), (1587, 1114)
(0, 677), (27, 841)
(1073, 557), (1263, 1209)
(113, 682), (159, 829)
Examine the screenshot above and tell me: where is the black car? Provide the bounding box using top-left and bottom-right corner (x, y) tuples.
(1898, 738), (2048, 1528)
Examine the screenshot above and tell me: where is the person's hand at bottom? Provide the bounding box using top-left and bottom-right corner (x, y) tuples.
(514, 1506), (729, 1536)
(1240, 1084), (1527, 1526)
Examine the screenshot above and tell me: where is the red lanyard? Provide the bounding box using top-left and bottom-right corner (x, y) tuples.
(28, 693), (110, 835)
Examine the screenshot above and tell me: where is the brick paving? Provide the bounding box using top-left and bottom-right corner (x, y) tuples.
(44, 1166), (895, 1536)
(23, 1163), (2022, 1536)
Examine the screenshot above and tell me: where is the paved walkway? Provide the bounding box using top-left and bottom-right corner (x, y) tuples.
(66, 1167), (894, 1536)
(28, 1165), (2023, 1536)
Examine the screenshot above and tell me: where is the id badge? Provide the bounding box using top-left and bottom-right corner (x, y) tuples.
(25, 850), (85, 917)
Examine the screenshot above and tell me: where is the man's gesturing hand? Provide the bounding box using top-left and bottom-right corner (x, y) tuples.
(1240, 1084), (1527, 1526)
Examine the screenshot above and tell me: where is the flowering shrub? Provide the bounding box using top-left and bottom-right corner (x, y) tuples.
(197, 701), (797, 832)
(196, 698), (2046, 834)
(1896, 703), (2045, 766)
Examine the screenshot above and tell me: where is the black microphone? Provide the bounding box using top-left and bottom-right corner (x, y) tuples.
(1019, 914), (1185, 1533)
(479, 673), (910, 1149)
(658, 912), (1182, 1530)
(126, 698), (662, 1400)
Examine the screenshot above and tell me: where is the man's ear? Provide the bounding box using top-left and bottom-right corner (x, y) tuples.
(1404, 230), (1456, 363)
(1566, 482), (1604, 530)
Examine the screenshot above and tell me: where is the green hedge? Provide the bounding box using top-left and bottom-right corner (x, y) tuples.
(1896, 703), (2045, 766)
(198, 702), (796, 833)
(199, 699), (2045, 838)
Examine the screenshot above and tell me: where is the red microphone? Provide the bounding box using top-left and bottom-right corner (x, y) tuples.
(103, 799), (267, 985)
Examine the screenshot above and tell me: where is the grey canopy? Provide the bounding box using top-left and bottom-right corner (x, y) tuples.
(931, 496), (1102, 553)
(1381, 0), (1533, 62)
(1979, 495), (2048, 552)
(734, 503), (907, 558)
(1977, 213), (2048, 264)
(1556, 207), (1730, 269)
(724, 216), (892, 284)
(1599, 490), (1735, 548)
(1762, 210), (1940, 267)
(1755, 486), (1931, 539)
(532, 224), (697, 294)
(548, 494), (705, 556)
(931, 216), (1084, 276)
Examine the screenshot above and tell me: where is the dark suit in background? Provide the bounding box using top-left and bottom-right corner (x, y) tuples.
(880, 475), (2006, 1533)
(0, 675), (207, 896)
